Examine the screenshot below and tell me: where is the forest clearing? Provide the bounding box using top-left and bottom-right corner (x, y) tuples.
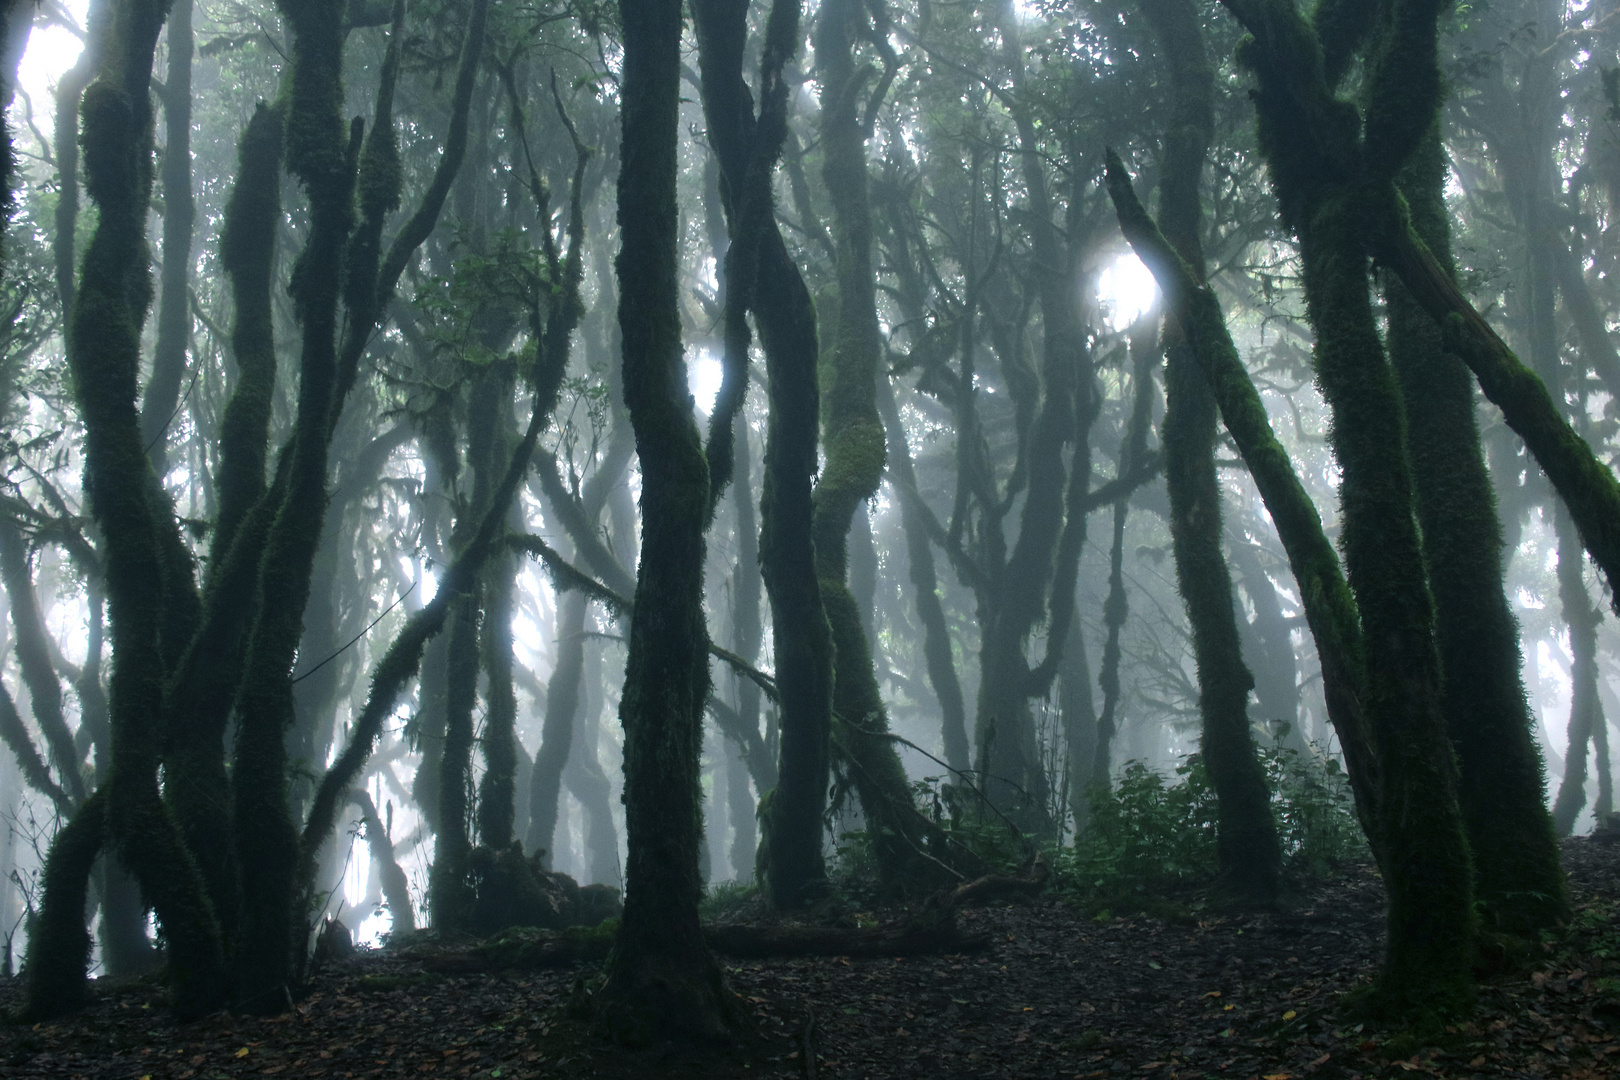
(5, 0), (1620, 1061)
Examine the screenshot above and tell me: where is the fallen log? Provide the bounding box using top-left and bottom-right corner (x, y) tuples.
(411, 861), (1046, 972)
(928, 853), (1049, 910)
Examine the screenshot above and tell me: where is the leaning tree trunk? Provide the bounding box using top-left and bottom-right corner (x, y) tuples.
(595, 0), (739, 1040)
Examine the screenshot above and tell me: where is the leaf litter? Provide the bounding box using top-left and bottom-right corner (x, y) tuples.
(1, 836), (1616, 1079)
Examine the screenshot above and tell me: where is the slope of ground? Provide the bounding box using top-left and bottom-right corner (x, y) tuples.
(3, 837), (1617, 1079)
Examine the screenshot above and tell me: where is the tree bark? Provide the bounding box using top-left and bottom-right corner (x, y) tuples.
(1142, 0), (1282, 907)
(33, 0), (227, 1018)
(691, 0), (836, 908)
(1553, 501), (1603, 836)
(1388, 127), (1565, 931)
(876, 369), (970, 774)
(813, 0), (940, 890)
(139, 0), (194, 473)
(596, 0), (739, 1039)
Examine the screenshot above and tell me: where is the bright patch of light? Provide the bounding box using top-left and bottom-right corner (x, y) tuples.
(342, 834), (370, 912)
(354, 906), (393, 947)
(1096, 253), (1159, 331)
(16, 2), (87, 123)
(408, 558), (439, 605)
(688, 350), (724, 416)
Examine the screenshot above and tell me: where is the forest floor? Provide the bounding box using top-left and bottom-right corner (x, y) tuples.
(2, 837), (1618, 1080)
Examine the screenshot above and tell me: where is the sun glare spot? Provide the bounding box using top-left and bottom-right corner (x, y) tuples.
(16, 1), (88, 121)
(688, 350), (725, 416)
(1096, 253), (1159, 331)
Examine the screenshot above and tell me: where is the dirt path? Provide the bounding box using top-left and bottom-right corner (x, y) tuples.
(3, 838), (1617, 1079)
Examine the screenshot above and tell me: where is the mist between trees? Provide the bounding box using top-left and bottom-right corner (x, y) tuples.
(0, 0), (1616, 1038)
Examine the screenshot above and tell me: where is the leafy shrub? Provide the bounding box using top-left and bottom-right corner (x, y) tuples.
(1054, 740), (1368, 907)
(1063, 757), (1220, 898)
(1261, 739), (1368, 876)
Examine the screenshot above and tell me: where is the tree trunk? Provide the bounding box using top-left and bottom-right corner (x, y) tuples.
(1227, 541), (1300, 744)
(1092, 325), (1156, 791)
(530, 586), (586, 865)
(595, 0), (738, 1039)
(813, 0), (939, 889)
(876, 368), (970, 774)
(1553, 501), (1603, 836)
(139, 0), (194, 473)
(30, 0), (227, 1018)
(727, 412), (763, 881)
(691, 0), (835, 908)
(1389, 127), (1565, 931)
(1142, 0), (1282, 907)
(566, 613), (621, 885)
(430, 590), (480, 930)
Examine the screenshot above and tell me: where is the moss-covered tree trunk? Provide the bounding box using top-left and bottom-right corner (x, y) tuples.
(429, 589), (480, 930)
(1142, 0), (1281, 907)
(475, 374), (521, 852)
(812, 0), (941, 888)
(1296, 198), (1474, 1013)
(1215, 0), (1478, 1012)
(229, 0), (356, 1008)
(692, 0), (835, 908)
(28, 0), (227, 1020)
(596, 0), (738, 1039)
(1388, 128), (1565, 931)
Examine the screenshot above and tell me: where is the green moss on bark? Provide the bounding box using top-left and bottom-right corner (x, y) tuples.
(1388, 127), (1565, 934)
(1142, 0), (1282, 908)
(21, 793), (105, 1019)
(596, 0), (740, 1040)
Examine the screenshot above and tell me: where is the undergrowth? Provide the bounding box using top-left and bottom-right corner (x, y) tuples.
(827, 736), (1366, 917)
(1054, 740), (1367, 914)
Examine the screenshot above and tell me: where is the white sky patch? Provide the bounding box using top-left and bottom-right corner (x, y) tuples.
(687, 349), (724, 416)
(1096, 252), (1158, 331)
(15, 1), (88, 122)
